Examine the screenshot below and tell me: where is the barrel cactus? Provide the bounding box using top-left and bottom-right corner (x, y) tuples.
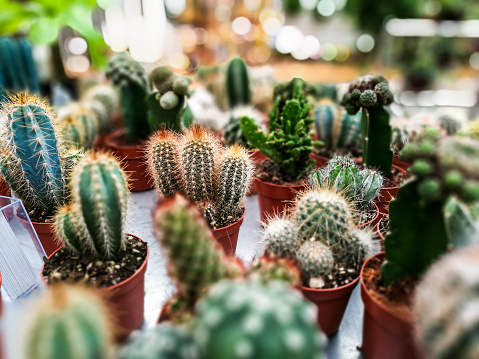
(296, 239), (334, 286)
(438, 114), (462, 135)
(226, 57), (251, 109)
(54, 152), (129, 259)
(263, 217), (301, 258)
(25, 285), (111, 359)
(194, 279), (326, 359)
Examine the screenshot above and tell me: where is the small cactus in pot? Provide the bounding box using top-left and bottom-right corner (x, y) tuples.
(58, 107), (99, 150)
(83, 84), (118, 134)
(225, 57), (251, 109)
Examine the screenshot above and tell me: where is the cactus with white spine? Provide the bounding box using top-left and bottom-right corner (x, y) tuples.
(314, 100), (361, 151)
(414, 244), (479, 359)
(194, 279), (326, 359)
(59, 108), (99, 150)
(25, 285), (111, 359)
(0, 94), (69, 216)
(248, 256), (301, 286)
(54, 152), (128, 259)
(296, 240), (334, 286)
(263, 217), (301, 258)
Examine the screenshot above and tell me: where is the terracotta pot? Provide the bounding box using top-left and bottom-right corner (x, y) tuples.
(32, 222), (61, 257)
(212, 209), (245, 256)
(300, 276), (360, 336)
(375, 165), (407, 206)
(41, 234), (149, 341)
(93, 132), (110, 151)
(104, 130), (154, 192)
(360, 253), (424, 359)
(392, 155), (411, 171)
(309, 154), (329, 167)
(0, 176), (9, 197)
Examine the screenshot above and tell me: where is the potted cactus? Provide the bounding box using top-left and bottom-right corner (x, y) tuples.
(57, 105), (99, 150)
(41, 152), (149, 339)
(147, 126), (253, 254)
(0, 94), (83, 256)
(360, 129), (479, 359)
(240, 77), (321, 222)
(260, 187), (376, 335)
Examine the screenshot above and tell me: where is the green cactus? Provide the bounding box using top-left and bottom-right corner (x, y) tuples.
(59, 108), (99, 150)
(296, 239), (334, 285)
(224, 105), (263, 147)
(83, 84), (117, 134)
(194, 279), (326, 359)
(263, 217), (301, 258)
(0, 94), (67, 216)
(226, 57), (251, 109)
(341, 75), (394, 175)
(414, 244), (479, 359)
(314, 101), (361, 150)
(248, 256), (301, 286)
(150, 66), (175, 95)
(54, 152), (129, 259)
(119, 323), (198, 359)
(106, 52), (150, 143)
(339, 228), (376, 273)
(25, 285), (111, 359)
(153, 194), (243, 307)
(381, 131), (479, 285)
(438, 114), (462, 135)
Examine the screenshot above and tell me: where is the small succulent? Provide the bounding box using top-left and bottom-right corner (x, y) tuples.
(226, 57), (251, 109)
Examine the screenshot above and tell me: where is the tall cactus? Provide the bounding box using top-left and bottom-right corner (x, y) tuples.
(83, 84), (117, 134)
(0, 94), (66, 215)
(226, 57), (251, 109)
(25, 285), (111, 359)
(54, 152), (129, 259)
(59, 108), (99, 150)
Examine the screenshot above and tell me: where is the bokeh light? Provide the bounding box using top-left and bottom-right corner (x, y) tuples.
(356, 34), (375, 53)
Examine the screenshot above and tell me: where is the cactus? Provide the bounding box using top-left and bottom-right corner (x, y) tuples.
(308, 156), (383, 203)
(414, 244), (479, 359)
(438, 114), (462, 135)
(313, 101), (361, 151)
(153, 194), (243, 307)
(226, 57), (251, 109)
(248, 256), (301, 286)
(25, 285), (111, 359)
(83, 84), (117, 134)
(0, 94), (67, 216)
(263, 217), (301, 258)
(224, 105), (264, 147)
(106, 52), (150, 143)
(54, 152), (129, 259)
(381, 130), (479, 285)
(119, 323), (198, 359)
(339, 228), (376, 272)
(341, 75), (394, 175)
(194, 279), (326, 359)
(296, 239), (334, 285)
(59, 108), (99, 150)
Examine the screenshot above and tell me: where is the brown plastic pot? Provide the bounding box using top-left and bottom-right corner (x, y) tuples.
(375, 165), (407, 206)
(393, 155), (411, 171)
(212, 209), (245, 256)
(32, 222), (61, 257)
(41, 234), (149, 341)
(0, 176), (9, 197)
(300, 275), (360, 336)
(360, 253), (424, 359)
(104, 130), (154, 192)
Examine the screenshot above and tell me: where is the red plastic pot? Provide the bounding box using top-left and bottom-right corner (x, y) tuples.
(41, 234), (149, 341)
(360, 253), (424, 359)
(300, 275), (360, 336)
(31, 222), (61, 257)
(104, 130), (154, 192)
(0, 176), (9, 197)
(212, 209), (245, 256)
(375, 165), (407, 207)
(393, 155), (411, 171)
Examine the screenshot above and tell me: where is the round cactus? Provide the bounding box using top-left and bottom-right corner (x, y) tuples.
(160, 91), (180, 110)
(296, 240), (334, 285)
(248, 256), (301, 287)
(341, 75), (393, 115)
(172, 77), (190, 96)
(59, 108), (99, 150)
(438, 114), (462, 135)
(150, 66), (175, 94)
(262, 217), (301, 258)
(194, 279), (326, 359)
(83, 84), (117, 133)
(338, 228), (376, 272)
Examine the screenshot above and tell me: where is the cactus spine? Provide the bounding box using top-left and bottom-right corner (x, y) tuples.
(263, 217), (301, 258)
(54, 152), (128, 259)
(59, 108), (99, 150)
(226, 57), (251, 109)
(83, 84), (117, 134)
(296, 240), (334, 283)
(194, 279), (326, 359)
(25, 285), (111, 359)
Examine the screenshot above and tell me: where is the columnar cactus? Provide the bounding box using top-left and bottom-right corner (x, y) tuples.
(0, 94), (67, 215)
(194, 279), (326, 359)
(341, 75), (394, 175)
(414, 244), (479, 359)
(224, 105), (264, 147)
(308, 156), (383, 203)
(25, 285), (111, 359)
(59, 108), (99, 150)
(119, 323), (198, 359)
(106, 52), (150, 143)
(226, 57), (251, 109)
(83, 84), (117, 134)
(314, 100), (361, 151)
(54, 152), (129, 259)
(153, 194), (243, 306)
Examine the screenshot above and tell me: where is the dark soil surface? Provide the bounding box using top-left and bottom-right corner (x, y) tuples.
(304, 262), (359, 289)
(27, 209), (53, 224)
(255, 158), (313, 186)
(354, 202), (377, 227)
(362, 253), (417, 320)
(379, 215), (390, 238)
(42, 235), (148, 288)
(383, 167), (407, 188)
(313, 147), (361, 160)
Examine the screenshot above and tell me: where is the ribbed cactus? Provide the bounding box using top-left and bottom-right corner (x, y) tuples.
(414, 244), (479, 359)
(25, 285), (111, 359)
(106, 52), (150, 143)
(308, 156), (383, 203)
(0, 94), (67, 215)
(54, 152), (129, 259)
(83, 84), (117, 134)
(248, 256), (301, 286)
(314, 101), (361, 150)
(59, 108), (99, 150)
(226, 57), (251, 109)
(296, 239), (334, 285)
(153, 194), (243, 306)
(224, 105), (264, 147)
(263, 217), (301, 258)
(119, 323), (198, 359)
(341, 75), (394, 175)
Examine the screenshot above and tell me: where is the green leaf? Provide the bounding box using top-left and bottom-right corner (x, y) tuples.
(29, 18), (60, 44)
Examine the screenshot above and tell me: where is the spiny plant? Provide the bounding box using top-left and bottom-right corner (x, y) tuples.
(341, 75), (394, 175)
(83, 84), (117, 134)
(0, 94), (71, 216)
(308, 156), (383, 204)
(438, 113), (462, 135)
(194, 278), (326, 359)
(106, 52), (150, 143)
(59, 107), (99, 150)
(314, 100), (361, 151)
(263, 216), (301, 258)
(148, 66), (192, 133)
(240, 78), (320, 178)
(225, 57), (251, 109)
(248, 256), (301, 287)
(24, 284), (112, 359)
(224, 105), (263, 147)
(54, 152), (129, 260)
(381, 129), (479, 285)
(414, 244), (479, 359)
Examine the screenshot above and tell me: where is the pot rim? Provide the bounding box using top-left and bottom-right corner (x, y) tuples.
(212, 206), (246, 233)
(380, 164), (407, 191)
(104, 129), (148, 152)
